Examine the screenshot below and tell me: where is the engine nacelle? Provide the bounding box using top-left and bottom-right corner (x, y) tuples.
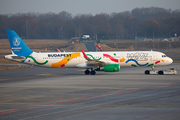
(96, 64), (120, 72)
(104, 64), (120, 72)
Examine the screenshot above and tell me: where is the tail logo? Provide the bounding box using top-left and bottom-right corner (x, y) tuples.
(13, 37), (21, 46)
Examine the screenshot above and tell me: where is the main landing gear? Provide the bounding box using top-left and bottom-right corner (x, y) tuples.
(85, 68), (96, 75)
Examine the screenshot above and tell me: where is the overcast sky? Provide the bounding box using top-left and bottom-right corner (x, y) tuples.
(0, 0), (180, 16)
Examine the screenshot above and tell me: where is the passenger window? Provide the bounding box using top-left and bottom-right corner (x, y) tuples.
(162, 55), (167, 57)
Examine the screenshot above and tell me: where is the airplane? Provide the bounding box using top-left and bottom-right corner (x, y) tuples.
(4, 30), (173, 75)
(57, 48), (60, 52)
(96, 44), (102, 51)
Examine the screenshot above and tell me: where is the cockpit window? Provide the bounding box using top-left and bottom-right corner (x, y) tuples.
(162, 55), (167, 57)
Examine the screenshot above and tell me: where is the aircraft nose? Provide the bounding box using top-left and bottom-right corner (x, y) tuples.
(4, 55), (7, 59)
(169, 57), (173, 64)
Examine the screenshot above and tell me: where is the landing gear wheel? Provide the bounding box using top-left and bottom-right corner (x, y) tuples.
(85, 69), (90, 75)
(158, 70), (164, 75)
(145, 70), (150, 74)
(90, 70), (96, 75)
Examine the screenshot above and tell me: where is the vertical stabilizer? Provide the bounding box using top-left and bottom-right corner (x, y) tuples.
(6, 30), (33, 56)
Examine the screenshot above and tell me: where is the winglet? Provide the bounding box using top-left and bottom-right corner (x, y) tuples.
(81, 50), (88, 59)
(57, 48), (60, 52)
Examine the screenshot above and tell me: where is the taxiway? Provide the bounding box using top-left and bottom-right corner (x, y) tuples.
(0, 63), (180, 120)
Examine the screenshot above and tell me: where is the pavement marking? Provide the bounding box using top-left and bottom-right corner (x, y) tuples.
(0, 82), (180, 115)
(77, 69), (86, 71)
(1, 89), (179, 119)
(0, 89), (141, 115)
(19, 89), (178, 120)
(36, 74), (64, 77)
(0, 79), (8, 81)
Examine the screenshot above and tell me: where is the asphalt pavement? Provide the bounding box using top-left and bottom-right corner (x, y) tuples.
(83, 41), (96, 51)
(0, 63), (180, 120)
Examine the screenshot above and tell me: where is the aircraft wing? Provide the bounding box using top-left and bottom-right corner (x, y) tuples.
(81, 50), (111, 67)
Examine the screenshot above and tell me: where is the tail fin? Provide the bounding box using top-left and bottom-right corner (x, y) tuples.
(6, 30), (33, 56)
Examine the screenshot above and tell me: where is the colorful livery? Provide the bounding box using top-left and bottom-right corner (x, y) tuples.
(4, 30), (173, 75)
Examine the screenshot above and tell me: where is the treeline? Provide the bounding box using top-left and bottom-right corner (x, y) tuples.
(0, 7), (180, 39)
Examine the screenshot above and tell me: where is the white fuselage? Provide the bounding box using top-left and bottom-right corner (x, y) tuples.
(6, 51), (172, 68)
(5, 30), (173, 74)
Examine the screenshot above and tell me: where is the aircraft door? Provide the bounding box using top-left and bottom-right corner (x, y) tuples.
(120, 54), (125, 63)
(153, 53), (157, 61)
(79, 55), (83, 62)
(29, 54), (38, 64)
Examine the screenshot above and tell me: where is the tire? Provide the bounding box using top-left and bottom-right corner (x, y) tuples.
(145, 70), (150, 74)
(90, 70), (96, 75)
(85, 69), (90, 75)
(158, 70), (164, 75)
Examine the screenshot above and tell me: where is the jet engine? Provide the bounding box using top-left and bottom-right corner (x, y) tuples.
(96, 64), (120, 72)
